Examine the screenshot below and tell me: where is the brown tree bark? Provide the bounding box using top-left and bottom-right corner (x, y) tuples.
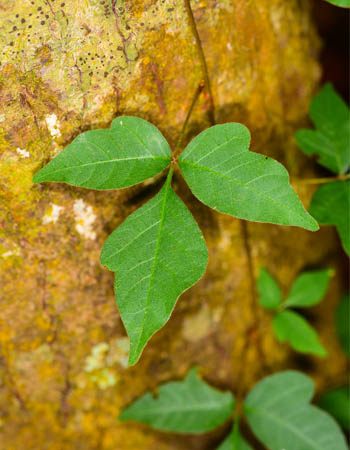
(0, 1), (347, 448)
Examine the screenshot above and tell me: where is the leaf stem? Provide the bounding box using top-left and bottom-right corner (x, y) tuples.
(294, 174), (350, 185)
(173, 81), (205, 161)
(184, 0), (215, 125)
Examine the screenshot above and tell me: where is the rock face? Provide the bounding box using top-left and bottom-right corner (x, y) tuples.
(0, 1), (347, 449)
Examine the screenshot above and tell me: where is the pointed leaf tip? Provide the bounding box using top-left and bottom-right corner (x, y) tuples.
(179, 123), (320, 231)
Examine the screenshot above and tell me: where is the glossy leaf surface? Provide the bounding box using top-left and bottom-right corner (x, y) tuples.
(34, 116), (171, 189)
(309, 181), (350, 255)
(284, 269), (332, 308)
(257, 267), (282, 310)
(273, 310), (327, 357)
(179, 123), (318, 230)
(323, 0), (350, 7)
(100, 172), (208, 365)
(295, 84), (350, 174)
(120, 368), (235, 433)
(244, 371), (347, 450)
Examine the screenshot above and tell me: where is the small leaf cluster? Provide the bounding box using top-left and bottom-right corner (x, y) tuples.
(257, 268), (333, 356)
(295, 83), (350, 255)
(34, 116), (318, 365)
(120, 369), (348, 450)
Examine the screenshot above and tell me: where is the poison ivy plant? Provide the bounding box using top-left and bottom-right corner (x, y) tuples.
(295, 83), (350, 255)
(120, 369), (347, 450)
(257, 267), (333, 356)
(34, 116), (318, 365)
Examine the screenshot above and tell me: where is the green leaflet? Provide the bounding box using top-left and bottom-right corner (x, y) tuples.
(100, 169), (208, 365)
(284, 269), (333, 308)
(309, 181), (350, 255)
(323, 0), (350, 7)
(33, 116), (171, 189)
(217, 422), (252, 450)
(244, 371), (347, 450)
(319, 386), (350, 431)
(295, 84), (350, 174)
(257, 267), (282, 310)
(335, 294), (350, 356)
(178, 123), (318, 231)
(273, 310), (327, 357)
(119, 368), (235, 433)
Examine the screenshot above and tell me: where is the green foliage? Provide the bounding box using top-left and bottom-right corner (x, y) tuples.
(120, 369), (347, 449)
(273, 310), (327, 357)
(119, 368), (235, 433)
(284, 269), (334, 308)
(309, 181), (350, 255)
(258, 268), (331, 356)
(295, 84), (349, 174)
(319, 387), (350, 431)
(323, 0), (350, 7)
(217, 422), (252, 450)
(257, 268), (282, 310)
(100, 169), (208, 365)
(34, 116), (320, 364)
(335, 294), (350, 356)
(244, 371), (347, 450)
(179, 123), (318, 230)
(295, 84), (350, 255)
(34, 116), (171, 189)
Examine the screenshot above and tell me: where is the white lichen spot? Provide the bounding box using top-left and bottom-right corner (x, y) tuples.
(42, 204), (63, 225)
(45, 114), (61, 138)
(91, 368), (117, 389)
(0, 114), (5, 123)
(73, 199), (96, 240)
(85, 342), (109, 372)
(16, 147), (30, 158)
(1, 245), (20, 258)
(106, 337), (130, 368)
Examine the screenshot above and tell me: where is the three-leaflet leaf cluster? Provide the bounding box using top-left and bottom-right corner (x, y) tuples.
(119, 369), (348, 450)
(34, 116), (318, 365)
(257, 267), (333, 356)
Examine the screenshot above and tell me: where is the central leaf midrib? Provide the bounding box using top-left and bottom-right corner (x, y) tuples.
(245, 405), (321, 450)
(41, 155), (170, 175)
(135, 169), (173, 354)
(180, 160), (305, 223)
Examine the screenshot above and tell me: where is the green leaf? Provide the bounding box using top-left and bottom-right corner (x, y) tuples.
(309, 180), (350, 255)
(319, 386), (350, 431)
(257, 267), (282, 311)
(100, 169), (208, 365)
(244, 371), (347, 450)
(295, 84), (350, 174)
(284, 269), (333, 308)
(273, 310), (327, 357)
(33, 116), (171, 190)
(323, 0), (350, 7)
(335, 294), (350, 355)
(217, 422), (252, 450)
(178, 123), (318, 231)
(119, 368), (235, 433)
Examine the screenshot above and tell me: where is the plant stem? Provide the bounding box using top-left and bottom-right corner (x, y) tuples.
(184, 0), (215, 125)
(295, 174), (350, 185)
(173, 81), (205, 160)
